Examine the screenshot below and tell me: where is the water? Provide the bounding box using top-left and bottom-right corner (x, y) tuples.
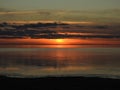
(0, 45), (120, 78)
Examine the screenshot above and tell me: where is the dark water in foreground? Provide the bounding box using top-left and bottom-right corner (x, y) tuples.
(0, 45), (120, 78)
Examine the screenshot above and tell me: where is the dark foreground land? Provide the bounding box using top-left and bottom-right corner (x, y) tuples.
(0, 76), (120, 90)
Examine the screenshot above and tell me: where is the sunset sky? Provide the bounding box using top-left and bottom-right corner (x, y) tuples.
(0, 0), (120, 45)
(0, 0), (120, 10)
(0, 0), (120, 23)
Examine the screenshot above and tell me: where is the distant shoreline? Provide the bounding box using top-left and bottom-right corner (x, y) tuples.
(0, 75), (120, 89)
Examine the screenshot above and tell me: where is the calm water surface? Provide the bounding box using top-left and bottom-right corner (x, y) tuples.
(0, 45), (120, 78)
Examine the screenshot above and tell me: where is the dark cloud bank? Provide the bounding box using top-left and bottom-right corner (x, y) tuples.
(0, 22), (120, 39)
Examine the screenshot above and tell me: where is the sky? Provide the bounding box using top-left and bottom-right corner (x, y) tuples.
(0, 0), (120, 10)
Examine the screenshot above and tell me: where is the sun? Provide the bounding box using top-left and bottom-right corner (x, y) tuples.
(55, 39), (64, 44)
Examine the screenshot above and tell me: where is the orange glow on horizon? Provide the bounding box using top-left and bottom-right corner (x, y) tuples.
(0, 38), (120, 45)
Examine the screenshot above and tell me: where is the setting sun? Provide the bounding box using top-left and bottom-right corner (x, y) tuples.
(55, 39), (64, 44)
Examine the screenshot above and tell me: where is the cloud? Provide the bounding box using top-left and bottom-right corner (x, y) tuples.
(0, 22), (120, 39)
(0, 9), (120, 23)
